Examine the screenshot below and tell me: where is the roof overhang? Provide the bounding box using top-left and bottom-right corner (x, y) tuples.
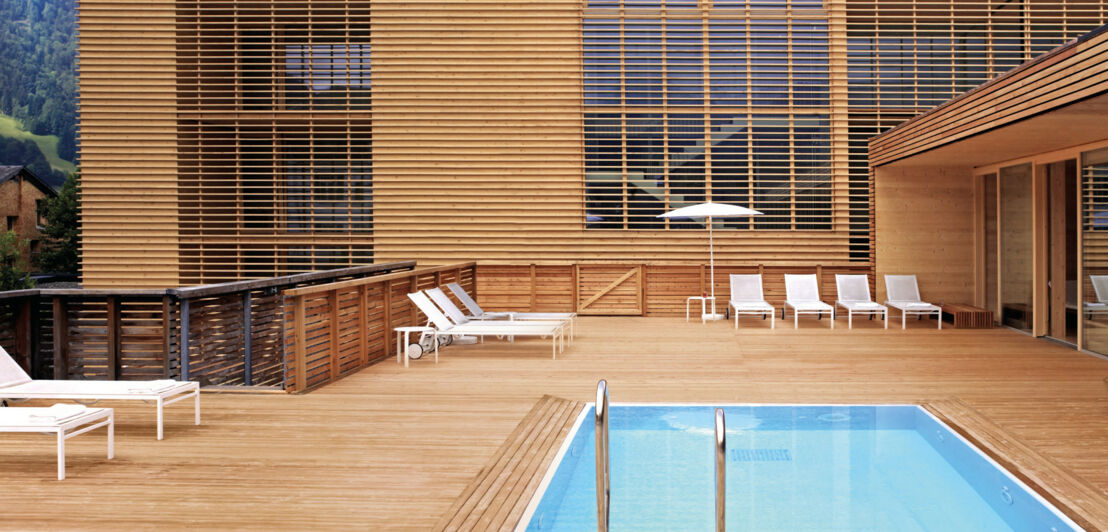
(870, 23), (1108, 170)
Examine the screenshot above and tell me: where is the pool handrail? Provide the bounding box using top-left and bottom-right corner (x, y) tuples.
(715, 408), (726, 532)
(595, 380), (610, 532)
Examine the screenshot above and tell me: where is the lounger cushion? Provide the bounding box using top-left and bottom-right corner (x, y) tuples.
(887, 301), (940, 311)
(730, 301), (774, 312)
(787, 300), (833, 311)
(840, 301), (885, 310)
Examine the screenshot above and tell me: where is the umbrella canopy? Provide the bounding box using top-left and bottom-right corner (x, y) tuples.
(657, 201), (762, 321)
(657, 201), (762, 219)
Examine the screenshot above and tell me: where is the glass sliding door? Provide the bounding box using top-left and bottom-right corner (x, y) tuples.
(1081, 147), (1108, 354)
(983, 173), (998, 320)
(999, 163), (1033, 332)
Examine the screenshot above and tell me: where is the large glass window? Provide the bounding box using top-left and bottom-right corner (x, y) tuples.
(583, 6), (832, 230)
(1081, 147), (1108, 354)
(999, 164), (1033, 332)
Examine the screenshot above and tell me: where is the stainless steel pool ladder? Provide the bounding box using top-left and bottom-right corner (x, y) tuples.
(595, 379), (610, 532)
(715, 408), (726, 532)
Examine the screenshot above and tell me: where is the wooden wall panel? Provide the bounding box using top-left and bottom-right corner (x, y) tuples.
(474, 263), (872, 317)
(79, 0), (181, 288)
(874, 166), (976, 305)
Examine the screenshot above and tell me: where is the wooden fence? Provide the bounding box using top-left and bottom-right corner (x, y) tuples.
(2, 259), (875, 394)
(475, 263), (874, 316)
(0, 261), (416, 386)
(282, 262), (477, 392)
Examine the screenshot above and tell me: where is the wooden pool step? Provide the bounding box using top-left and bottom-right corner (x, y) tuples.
(925, 398), (1108, 531)
(434, 394), (586, 532)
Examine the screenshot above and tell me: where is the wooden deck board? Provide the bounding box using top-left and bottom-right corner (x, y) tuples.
(0, 317), (1107, 530)
(434, 395), (584, 532)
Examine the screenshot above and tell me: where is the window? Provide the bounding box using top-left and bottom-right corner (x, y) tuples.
(282, 128), (373, 234)
(35, 199), (47, 229)
(284, 25), (371, 111)
(6, 216), (16, 232)
(584, 5), (832, 230)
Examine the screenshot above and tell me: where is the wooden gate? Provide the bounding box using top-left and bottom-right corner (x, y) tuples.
(576, 265), (644, 315)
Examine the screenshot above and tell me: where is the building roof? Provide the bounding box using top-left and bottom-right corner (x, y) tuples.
(0, 166), (58, 197)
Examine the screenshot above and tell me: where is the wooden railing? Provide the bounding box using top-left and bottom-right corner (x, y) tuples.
(0, 261), (416, 386)
(282, 262), (477, 392)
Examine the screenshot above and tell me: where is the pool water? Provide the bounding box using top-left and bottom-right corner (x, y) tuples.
(521, 405), (1082, 531)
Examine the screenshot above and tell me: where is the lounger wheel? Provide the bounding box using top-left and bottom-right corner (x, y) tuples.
(441, 335), (454, 347)
(406, 343), (424, 359)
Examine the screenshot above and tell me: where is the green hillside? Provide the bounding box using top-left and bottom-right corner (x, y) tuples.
(0, 112), (75, 175)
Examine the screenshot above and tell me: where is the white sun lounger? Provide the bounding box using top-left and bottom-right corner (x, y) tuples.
(425, 287), (572, 346)
(0, 404), (114, 480)
(1085, 275), (1108, 319)
(0, 348), (199, 440)
(783, 274), (834, 329)
(728, 274), (774, 329)
(884, 274), (942, 330)
(407, 292), (567, 361)
(835, 274), (888, 330)
(446, 282), (578, 338)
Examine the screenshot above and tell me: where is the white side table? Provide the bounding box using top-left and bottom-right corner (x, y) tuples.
(394, 326), (436, 368)
(686, 296), (716, 323)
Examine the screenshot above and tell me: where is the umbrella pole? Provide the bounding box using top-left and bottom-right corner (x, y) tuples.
(709, 216), (716, 316)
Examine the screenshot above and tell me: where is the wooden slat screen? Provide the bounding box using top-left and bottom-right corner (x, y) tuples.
(78, 0), (1108, 286)
(79, 0), (182, 288)
(174, 0), (374, 286)
(282, 262), (478, 392)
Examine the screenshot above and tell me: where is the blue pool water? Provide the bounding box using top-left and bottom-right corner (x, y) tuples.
(522, 405), (1082, 531)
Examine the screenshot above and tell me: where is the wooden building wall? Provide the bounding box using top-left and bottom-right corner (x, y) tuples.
(874, 165), (975, 305)
(76, 0), (1108, 288)
(78, 0), (181, 288)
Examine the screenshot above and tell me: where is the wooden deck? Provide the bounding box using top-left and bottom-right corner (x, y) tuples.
(2, 316), (1108, 530)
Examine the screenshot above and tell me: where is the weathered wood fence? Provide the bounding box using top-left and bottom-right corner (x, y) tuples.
(0, 261), (416, 387)
(282, 262), (477, 392)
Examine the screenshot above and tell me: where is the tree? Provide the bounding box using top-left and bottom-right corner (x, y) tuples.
(36, 170), (79, 273)
(0, 231), (33, 290)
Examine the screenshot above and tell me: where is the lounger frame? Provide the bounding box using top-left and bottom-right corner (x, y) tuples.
(447, 282), (578, 339)
(834, 274), (888, 330)
(0, 406), (114, 480)
(782, 274), (835, 329)
(407, 292), (566, 360)
(727, 274), (775, 329)
(0, 349), (200, 440)
(884, 274), (942, 330)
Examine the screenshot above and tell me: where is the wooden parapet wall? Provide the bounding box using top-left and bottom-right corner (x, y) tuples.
(281, 262), (477, 393)
(476, 263), (873, 316)
(0, 262), (416, 386)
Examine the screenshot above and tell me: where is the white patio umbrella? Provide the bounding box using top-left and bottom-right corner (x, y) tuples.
(658, 202), (762, 320)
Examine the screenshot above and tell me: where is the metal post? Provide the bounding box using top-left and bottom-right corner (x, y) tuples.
(243, 291), (253, 386)
(716, 408), (726, 532)
(180, 298), (190, 381)
(595, 379), (610, 532)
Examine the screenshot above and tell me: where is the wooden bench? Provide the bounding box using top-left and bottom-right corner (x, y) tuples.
(940, 303), (994, 329)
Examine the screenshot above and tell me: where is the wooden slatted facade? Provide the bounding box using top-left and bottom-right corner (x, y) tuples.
(77, 0), (1108, 288)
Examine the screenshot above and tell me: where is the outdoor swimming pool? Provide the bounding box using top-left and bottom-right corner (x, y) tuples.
(519, 405), (1082, 531)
